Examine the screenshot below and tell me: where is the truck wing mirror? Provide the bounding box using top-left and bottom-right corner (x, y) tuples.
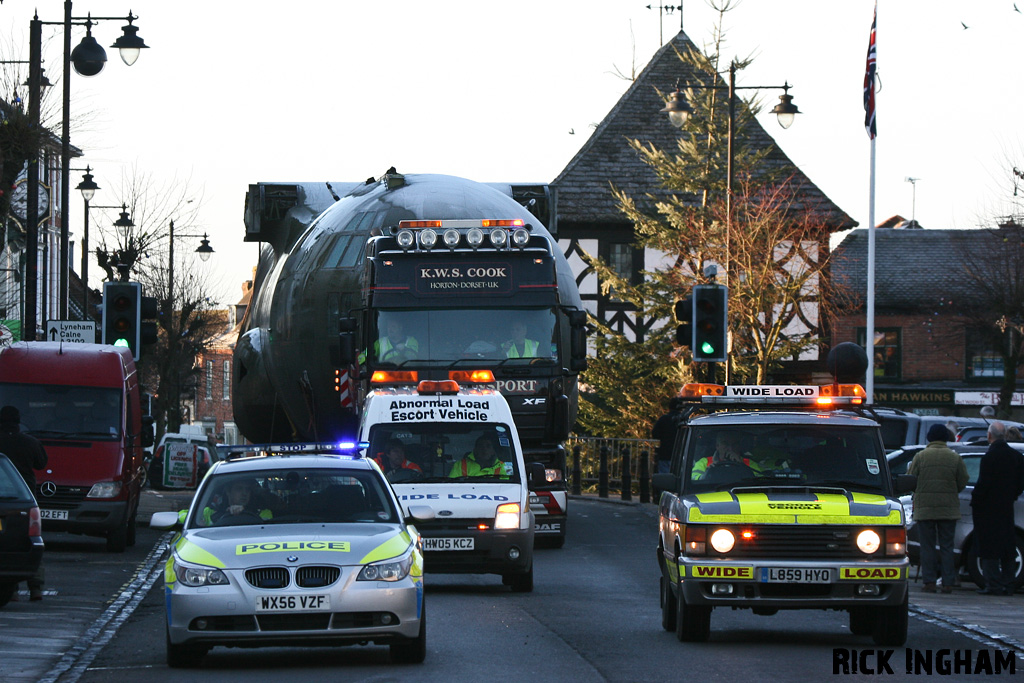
(334, 317), (358, 366)
(526, 462), (547, 488)
(567, 310), (588, 370)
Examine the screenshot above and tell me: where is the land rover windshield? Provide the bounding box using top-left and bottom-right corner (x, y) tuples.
(683, 423), (888, 495)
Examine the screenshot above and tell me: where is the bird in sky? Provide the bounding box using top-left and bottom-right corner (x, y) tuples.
(569, 128), (575, 135)
(961, 20), (969, 29)
(1015, 3), (1021, 12)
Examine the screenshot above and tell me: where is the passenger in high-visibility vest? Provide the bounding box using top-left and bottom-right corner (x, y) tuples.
(373, 439), (423, 478)
(375, 318), (419, 362)
(502, 320), (540, 358)
(691, 432), (763, 479)
(449, 435), (508, 478)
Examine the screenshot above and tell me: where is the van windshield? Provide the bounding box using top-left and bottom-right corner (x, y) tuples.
(366, 423), (520, 484)
(0, 382), (121, 440)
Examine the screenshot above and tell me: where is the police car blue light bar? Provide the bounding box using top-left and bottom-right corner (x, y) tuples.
(222, 442), (369, 460)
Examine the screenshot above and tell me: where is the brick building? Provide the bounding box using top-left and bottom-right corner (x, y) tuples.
(189, 280), (252, 444)
(831, 222), (1024, 418)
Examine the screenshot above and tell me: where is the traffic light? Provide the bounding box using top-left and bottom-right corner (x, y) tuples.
(673, 294), (693, 348)
(692, 284), (728, 362)
(140, 295), (159, 352)
(102, 282), (141, 359)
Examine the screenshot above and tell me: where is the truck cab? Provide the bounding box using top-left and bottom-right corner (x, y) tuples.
(0, 342), (148, 552)
(358, 371), (537, 591)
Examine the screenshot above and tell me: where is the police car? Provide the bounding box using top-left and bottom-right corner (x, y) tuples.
(150, 443), (431, 667)
(654, 384), (916, 645)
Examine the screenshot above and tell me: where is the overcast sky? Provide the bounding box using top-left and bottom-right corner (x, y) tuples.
(4, 0), (1022, 307)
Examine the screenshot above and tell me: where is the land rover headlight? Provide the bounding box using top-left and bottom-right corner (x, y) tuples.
(710, 528), (735, 553)
(174, 559), (229, 587)
(358, 553), (413, 582)
(856, 529), (881, 554)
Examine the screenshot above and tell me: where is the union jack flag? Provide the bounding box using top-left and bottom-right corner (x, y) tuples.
(863, 3), (877, 139)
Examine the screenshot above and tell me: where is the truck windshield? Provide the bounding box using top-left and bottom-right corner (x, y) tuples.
(683, 425), (887, 495)
(366, 423), (520, 484)
(0, 383), (121, 440)
(369, 308), (557, 364)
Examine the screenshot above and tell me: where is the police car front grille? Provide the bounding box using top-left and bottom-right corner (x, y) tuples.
(257, 613), (331, 631)
(246, 567), (290, 589)
(719, 526), (865, 560)
(296, 566), (340, 588)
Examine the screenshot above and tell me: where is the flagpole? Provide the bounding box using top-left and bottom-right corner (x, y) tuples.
(864, 1), (878, 404)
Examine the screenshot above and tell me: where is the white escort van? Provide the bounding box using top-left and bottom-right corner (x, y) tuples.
(358, 373), (537, 592)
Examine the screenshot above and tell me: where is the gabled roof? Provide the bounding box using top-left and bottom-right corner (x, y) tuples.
(831, 227), (1017, 310)
(551, 31), (855, 230)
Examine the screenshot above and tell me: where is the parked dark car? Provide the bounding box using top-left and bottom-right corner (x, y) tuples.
(0, 453), (44, 607)
(887, 442), (1024, 589)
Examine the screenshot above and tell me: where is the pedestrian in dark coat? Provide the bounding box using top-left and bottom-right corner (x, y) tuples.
(651, 397), (683, 474)
(970, 421), (1024, 595)
(0, 405), (48, 600)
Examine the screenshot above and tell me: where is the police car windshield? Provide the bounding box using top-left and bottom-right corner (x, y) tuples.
(189, 469), (398, 528)
(683, 425), (887, 494)
(370, 308), (557, 365)
(366, 423), (519, 483)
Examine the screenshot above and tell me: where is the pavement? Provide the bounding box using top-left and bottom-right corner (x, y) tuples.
(572, 493), (1024, 655)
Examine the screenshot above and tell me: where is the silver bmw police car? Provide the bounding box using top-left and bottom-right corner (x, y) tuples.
(150, 444), (430, 667)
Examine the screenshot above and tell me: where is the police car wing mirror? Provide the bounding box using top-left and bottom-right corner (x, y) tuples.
(405, 505), (435, 523)
(893, 473), (917, 495)
(150, 510), (182, 530)
(652, 472), (677, 494)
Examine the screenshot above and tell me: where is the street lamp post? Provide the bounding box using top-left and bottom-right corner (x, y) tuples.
(660, 62), (800, 378)
(165, 219), (214, 431)
(23, 3), (148, 340)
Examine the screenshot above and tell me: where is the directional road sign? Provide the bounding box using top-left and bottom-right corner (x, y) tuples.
(46, 320), (97, 344)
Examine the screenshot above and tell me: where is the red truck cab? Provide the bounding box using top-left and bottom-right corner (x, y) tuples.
(0, 342), (149, 552)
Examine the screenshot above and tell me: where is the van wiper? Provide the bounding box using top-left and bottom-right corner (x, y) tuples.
(24, 429), (72, 437)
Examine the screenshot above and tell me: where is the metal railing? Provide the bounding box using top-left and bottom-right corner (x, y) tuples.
(566, 437), (659, 503)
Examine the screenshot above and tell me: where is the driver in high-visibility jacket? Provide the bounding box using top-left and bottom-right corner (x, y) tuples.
(502, 320), (540, 358)
(691, 432), (764, 479)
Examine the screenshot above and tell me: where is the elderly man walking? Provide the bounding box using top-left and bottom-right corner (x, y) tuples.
(907, 423), (969, 593)
(971, 421), (1024, 595)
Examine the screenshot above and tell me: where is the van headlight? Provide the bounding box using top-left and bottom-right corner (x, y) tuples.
(174, 559), (229, 587)
(358, 553), (413, 582)
(495, 502), (521, 529)
(87, 481), (122, 499)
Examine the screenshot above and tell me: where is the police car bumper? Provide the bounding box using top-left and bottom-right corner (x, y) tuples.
(676, 559), (909, 608)
(419, 527), (534, 575)
(165, 571), (423, 647)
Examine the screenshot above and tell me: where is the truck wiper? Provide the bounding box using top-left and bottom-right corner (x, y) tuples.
(24, 429), (72, 437)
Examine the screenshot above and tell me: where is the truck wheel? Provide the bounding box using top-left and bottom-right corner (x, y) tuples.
(390, 603), (426, 664)
(660, 575), (677, 632)
(0, 582), (17, 607)
(166, 628), (207, 668)
(849, 608), (873, 635)
(871, 594), (908, 646)
(106, 524), (128, 553)
(507, 566), (534, 593)
(675, 585), (711, 642)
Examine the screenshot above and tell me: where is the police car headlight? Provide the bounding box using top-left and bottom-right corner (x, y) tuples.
(857, 529), (881, 554)
(87, 481), (121, 499)
(710, 528), (735, 553)
(174, 559), (229, 587)
(358, 553), (413, 582)
(494, 502), (521, 529)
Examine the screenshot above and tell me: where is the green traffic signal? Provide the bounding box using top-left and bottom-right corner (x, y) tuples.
(701, 341), (716, 355)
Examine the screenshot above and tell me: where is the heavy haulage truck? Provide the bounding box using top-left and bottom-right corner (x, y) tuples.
(233, 171), (588, 547)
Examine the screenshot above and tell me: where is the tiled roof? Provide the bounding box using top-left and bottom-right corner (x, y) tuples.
(831, 227), (1018, 310)
(551, 31), (855, 229)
